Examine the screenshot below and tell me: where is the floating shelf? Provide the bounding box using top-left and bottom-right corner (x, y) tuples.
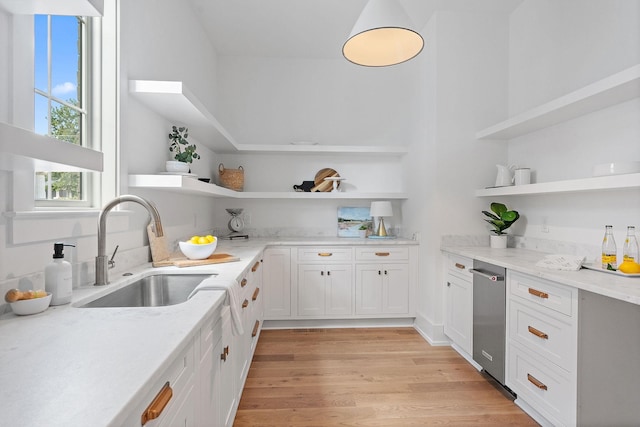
(475, 173), (640, 197)
(477, 64), (640, 140)
(0, 0), (103, 16)
(0, 121), (103, 172)
(128, 79), (408, 156)
(129, 175), (407, 200)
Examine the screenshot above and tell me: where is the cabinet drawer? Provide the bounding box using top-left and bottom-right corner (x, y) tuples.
(446, 254), (472, 281)
(355, 247), (408, 261)
(297, 247), (352, 262)
(509, 299), (576, 372)
(508, 271), (576, 317)
(508, 344), (575, 427)
(200, 315), (222, 361)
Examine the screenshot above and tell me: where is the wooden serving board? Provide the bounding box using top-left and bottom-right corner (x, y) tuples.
(311, 168), (340, 192)
(147, 224), (239, 268)
(152, 253), (240, 268)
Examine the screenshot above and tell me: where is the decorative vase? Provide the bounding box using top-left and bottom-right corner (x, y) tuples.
(166, 160), (190, 173)
(490, 234), (508, 249)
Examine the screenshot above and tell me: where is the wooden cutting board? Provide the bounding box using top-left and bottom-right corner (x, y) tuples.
(311, 168), (340, 192)
(147, 225), (239, 268)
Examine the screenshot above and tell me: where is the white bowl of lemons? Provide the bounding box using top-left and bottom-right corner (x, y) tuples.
(179, 235), (217, 260)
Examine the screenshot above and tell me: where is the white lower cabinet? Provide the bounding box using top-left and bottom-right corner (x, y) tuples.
(219, 309), (236, 427)
(298, 263), (352, 316)
(262, 247), (291, 319)
(197, 314), (223, 427)
(506, 271), (578, 427)
(442, 254), (473, 357)
(355, 263), (409, 315)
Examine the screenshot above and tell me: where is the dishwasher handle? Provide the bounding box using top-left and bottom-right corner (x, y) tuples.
(469, 268), (504, 282)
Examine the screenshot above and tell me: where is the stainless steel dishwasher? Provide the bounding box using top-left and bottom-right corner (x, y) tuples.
(470, 260), (507, 387)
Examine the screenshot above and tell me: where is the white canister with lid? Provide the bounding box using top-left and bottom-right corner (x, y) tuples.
(513, 168), (531, 185)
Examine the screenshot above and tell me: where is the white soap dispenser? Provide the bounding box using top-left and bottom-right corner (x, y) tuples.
(45, 243), (75, 305)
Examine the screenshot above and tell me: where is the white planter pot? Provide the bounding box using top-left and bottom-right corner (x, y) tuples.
(490, 234), (508, 249)
(166, 160), (190, 173)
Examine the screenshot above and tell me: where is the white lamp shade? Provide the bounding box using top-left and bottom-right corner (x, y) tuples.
(343, 0), (424, 67)
(370, 201), (393, 217)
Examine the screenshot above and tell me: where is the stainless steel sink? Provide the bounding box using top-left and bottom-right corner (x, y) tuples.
(79, 274), (214, 308)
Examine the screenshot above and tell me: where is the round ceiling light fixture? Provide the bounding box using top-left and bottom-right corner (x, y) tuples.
(343, 0), (424, 67)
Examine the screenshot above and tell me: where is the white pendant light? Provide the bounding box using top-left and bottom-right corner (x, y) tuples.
(343, 0), (424, 67)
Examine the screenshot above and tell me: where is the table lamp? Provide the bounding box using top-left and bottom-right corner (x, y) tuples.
(370, 201), (393, 237)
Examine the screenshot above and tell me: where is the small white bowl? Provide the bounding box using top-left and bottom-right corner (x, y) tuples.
(10, 293), (52, 316)
(179, 240), (217, 260)
(593, 161), (640, 177)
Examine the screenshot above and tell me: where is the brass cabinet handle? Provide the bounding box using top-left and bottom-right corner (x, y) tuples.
(141, 382), (173, 425)
(527, 373), (548, 390)
(252, 320), (260, 337)
(528, 325), (549, 339)
(221, 352), (227, 361)
(528, 288), (549, 299)
(252, 288), (260, 301)
(318, 252), (332, 257)
(251, 261), (260, 272)
(224, 345), (229, 356)
(242, 299), (249, 309)
(241, 278), (248, 287)
(454, 262), (466, 269)
(375, 252), (390, 256)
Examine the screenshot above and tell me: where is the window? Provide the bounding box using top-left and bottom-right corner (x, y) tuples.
(33, 14), (95, 206)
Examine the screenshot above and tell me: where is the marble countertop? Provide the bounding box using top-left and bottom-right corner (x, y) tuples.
(442, 246), (640, 306)
(0, 237), (413, 426)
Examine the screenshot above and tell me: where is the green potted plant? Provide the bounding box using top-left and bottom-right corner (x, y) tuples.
(166, 126), (200, 173)
(482, 202), (520, 248)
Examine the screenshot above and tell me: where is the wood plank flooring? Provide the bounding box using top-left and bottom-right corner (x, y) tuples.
(234, 328), (538, 426)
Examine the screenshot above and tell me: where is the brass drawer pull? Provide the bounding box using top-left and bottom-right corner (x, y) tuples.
(527, 373), (548, 391)
(242, 299), (249, 309)
(241, 278), (248, 287)
(141, 382), (173, 425)
(318, 252), (333, 257)
(528, 325), (549, 339)
(375, 252), (390, 256)
(454, 262), (466, 269)
(221, 352), (227, 361)
(224, 345), (229, 356)
(251, 261), (260, 272)
(252, 287), (260, 301)
(252, 320), (260, 337)
(528, 288), (549, 299)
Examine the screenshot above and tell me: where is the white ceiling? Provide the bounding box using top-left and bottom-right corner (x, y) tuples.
(189, 0), (523, 60)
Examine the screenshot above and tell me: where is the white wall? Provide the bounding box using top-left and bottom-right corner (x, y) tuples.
(505, 0), (640, 258)
(0, 10), (9, 122)
(404, 10), (510, 341)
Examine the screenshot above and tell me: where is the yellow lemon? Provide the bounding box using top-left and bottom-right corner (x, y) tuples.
(205, 235), (215, 243)
(618, 260), (640, 274)
(197, 236), (208, 245)
(189, 236), (200, 244)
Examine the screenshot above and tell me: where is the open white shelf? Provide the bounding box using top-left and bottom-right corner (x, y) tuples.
(476, 64), (640, 140)
(128, 79), (408, 156)
(0, 121), (103, 172)
(129, 174), (407, 200)
(0, 0), (103, 16)
(475, 173), (640, 197)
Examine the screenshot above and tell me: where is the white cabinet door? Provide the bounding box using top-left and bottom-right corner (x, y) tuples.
(262, 247), (291, 318)
(325, 264), (353, 316)
(443, 273), (473, 355)
(219, 310), (236, 427)
(355, 263), (409, 315)
(298, 264), (327, 316)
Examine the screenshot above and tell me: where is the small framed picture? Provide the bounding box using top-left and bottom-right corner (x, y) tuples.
(337, 207), (372, 238)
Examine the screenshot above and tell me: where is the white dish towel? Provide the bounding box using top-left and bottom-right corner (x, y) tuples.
(188, 277), (244, 336)
(535, 254), (586, 271)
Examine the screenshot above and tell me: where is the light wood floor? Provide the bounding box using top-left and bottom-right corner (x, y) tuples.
(234, 328), (538, 426)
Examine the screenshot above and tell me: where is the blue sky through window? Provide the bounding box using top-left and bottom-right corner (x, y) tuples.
(34, 15), (80, 135)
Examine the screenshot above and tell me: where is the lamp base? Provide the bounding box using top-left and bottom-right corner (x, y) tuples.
(375, 217), (388, 237)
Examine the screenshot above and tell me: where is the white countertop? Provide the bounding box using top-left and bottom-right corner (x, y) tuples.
(442, 246), (640, 306)
(0, 237), (415, 427)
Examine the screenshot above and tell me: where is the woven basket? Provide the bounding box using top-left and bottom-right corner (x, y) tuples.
(218, 163), (244, 191)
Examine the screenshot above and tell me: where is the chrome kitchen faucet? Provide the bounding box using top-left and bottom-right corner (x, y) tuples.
(95, 195), (164, 286)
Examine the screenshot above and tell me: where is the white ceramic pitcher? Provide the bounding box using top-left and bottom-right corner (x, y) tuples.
(495, 165), (515, 187)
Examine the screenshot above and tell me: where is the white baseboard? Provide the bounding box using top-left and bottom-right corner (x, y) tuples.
(262, 317), (415, 330)
(413, 310), (449, 346)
